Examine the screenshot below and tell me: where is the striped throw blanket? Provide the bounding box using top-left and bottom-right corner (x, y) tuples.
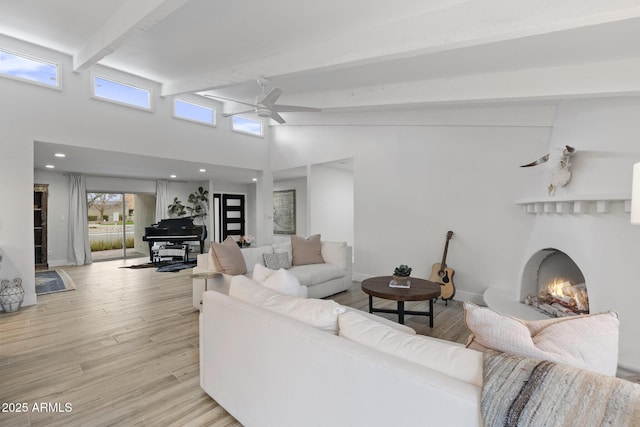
(481, 350), (640, 427)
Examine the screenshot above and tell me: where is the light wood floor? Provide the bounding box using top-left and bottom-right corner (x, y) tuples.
(0, 259), (469, 426)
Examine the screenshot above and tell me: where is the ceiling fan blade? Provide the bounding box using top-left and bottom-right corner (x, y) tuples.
(222, 109), (256, 118)
(201, 93), (257, 108)
(258, 87), (283, 108)
(270, 111), (286, 124)
(273, 105), (321, 113)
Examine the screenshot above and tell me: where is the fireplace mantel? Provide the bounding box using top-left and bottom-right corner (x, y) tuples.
(515, 194), (631, 214)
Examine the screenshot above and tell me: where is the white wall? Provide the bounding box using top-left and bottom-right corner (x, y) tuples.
(272, 105), (552, 300)
(273, 177), (307, 244)
(0, 35), (270, 172)
(272, 166), (354, 249)
(309, 164), (354, 247)
(85, 177), (156, 194)
(272, 98), (640, 372)
(0, 133), (35, 308)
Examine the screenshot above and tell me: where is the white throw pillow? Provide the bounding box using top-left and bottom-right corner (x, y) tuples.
(321, 241), (348, 268)
(229, 275), (344, 333)
(338, 311), (483, 386)
(252, 262), (273, 283)
(252, 263), (307, 298)
(463, 302), (620, 376)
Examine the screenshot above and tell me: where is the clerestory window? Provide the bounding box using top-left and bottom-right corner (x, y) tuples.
(0, 49), (59, 88)
(174, 99), (216, 126)
(232, 116), (263, 137)
(92, 75), (151, 110)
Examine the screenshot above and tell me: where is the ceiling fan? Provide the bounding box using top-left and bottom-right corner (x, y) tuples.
(202, 77), (320, 124)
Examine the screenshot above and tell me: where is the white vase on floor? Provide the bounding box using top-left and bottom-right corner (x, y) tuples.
(0, 278), (25, 312)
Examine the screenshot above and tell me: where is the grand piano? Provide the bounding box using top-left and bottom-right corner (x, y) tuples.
(143, 217), (207, 262)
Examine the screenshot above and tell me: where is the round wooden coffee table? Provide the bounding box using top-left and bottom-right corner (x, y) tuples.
(361, 276), (441, 326)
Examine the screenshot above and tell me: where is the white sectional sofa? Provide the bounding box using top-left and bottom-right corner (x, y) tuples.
(199, 278), (483, 427)
(192, 239), (352, 310)
(199, 275), (640, 427)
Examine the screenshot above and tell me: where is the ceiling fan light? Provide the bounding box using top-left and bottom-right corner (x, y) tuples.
(256, 106), (272, 118)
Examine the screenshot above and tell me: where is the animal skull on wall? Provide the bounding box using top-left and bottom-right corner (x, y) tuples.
(521, 145), (576, 195)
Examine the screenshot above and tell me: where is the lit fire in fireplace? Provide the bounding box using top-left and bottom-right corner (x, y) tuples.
(524, 278), (589, 317)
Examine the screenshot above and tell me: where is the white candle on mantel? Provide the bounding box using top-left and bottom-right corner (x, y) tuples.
(632, 162), (640, 225)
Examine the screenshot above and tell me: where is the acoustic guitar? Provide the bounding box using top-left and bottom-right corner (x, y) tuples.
(429, 231), (455, 301)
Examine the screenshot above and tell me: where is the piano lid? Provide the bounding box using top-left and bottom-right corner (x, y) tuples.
(143, 216), (206, 240)
(150, 217), (195, 228)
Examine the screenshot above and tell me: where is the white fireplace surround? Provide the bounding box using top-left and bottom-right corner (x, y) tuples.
(485, 197), (633, 323)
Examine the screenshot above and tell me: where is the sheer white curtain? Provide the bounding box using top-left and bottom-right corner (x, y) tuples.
(68, 173), (92, 265)
(155, 179), (168, 222)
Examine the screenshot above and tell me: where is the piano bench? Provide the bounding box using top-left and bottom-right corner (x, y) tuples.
(152, 244), (188, 263)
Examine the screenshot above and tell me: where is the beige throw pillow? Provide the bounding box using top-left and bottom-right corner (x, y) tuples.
(210, 236), (247, 275)
(463, 302), (620, 376)
(291, 234), (324, 266)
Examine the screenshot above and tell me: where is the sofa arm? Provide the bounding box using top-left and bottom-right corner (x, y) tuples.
(321, 241), (351, 269)
(197, 252), (211, 270)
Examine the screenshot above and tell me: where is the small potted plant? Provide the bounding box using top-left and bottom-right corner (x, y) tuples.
(393, 264), (412, 285)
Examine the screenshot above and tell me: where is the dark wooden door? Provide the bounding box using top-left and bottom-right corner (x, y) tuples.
(34, 184), (48, 267)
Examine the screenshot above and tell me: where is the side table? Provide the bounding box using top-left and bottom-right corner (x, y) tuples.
(192, 272), (224, 308)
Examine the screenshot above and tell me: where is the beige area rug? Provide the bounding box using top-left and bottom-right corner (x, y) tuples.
(35, 269), (76, 295)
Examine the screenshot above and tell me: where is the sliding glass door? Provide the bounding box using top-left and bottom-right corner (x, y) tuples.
(87, 193), (140, 261)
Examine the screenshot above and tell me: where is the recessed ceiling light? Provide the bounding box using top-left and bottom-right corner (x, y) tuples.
(170, 174), (177, 178)
(45, 164), (55, 169)
(252, 178), (258, 182)
(199, 168), (206, 173)
(54, 153), (66, 158)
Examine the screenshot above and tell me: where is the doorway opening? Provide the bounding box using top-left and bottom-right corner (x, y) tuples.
(212, 193), (246, 243)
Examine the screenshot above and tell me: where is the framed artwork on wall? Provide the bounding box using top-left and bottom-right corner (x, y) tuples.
(273, 189), (296, 234)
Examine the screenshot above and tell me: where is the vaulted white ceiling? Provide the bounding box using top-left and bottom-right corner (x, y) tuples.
(2, 0), (640, 115)
(6, 0), (640, 182)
